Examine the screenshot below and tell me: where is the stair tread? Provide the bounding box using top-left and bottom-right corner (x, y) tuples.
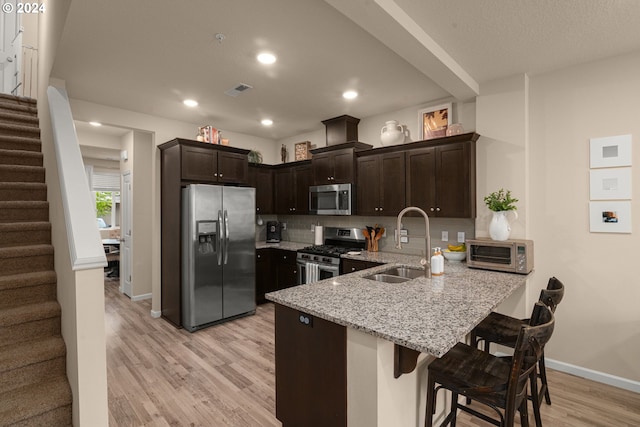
(0, 300), (60, 327)
(0, 164), (44, 171)
(0, 270), (56, 291)
(0, 376), (71, 424)
(0, 243), (53, 256)
(0, 148), (42, 157)
(0, 336), (65, 373)
(0, 122), (39, 132)
(0, 93), (36, 105)
(0, 221), (51, 231)
(0, 111), (39, 124)
(0, 182), (46, 189)
(0, 200), (48, 207)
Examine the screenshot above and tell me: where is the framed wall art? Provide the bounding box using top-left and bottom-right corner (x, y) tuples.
(419, 103), (452, 140)
(589, 167), (632, 200)
(589, 134), (632, 168)
(589, 201), (632, 233)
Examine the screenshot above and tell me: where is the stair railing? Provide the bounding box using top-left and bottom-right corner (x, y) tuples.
(47, 86), (107, 270)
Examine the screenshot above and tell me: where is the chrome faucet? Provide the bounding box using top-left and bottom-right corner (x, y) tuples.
(396, 207), (432, 278)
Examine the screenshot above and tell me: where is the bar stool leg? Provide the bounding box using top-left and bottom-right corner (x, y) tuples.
(539, 354), (551, 405)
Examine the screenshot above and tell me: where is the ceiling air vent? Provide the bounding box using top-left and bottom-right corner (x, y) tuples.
(225, 83), (253, 97)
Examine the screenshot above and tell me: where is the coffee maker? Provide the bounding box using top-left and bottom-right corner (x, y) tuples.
(266, 221), (282, 243)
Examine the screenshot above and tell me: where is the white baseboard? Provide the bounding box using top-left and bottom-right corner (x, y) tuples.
(150, 310), (161, 318)
(545, 358), (640, 393)
(495, 351), (640, 393)
(131, 293), (151, 302)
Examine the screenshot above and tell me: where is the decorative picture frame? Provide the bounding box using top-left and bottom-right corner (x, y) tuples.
(589, 167), (632, 200)
(589, 201), (632, 233)
(419, 103), (452, 140)
(589, 134), (632, 168)
(294, 141), (311, 161)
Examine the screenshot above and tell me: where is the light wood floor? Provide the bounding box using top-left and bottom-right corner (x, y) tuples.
(105, 278), (640, 426)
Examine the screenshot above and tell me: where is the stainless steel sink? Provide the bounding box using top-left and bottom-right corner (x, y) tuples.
(363, 274), (410, 283)
(363, 266), (425, 283)
(380, 266), (425, 279)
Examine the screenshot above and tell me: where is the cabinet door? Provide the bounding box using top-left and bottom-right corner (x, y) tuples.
(181, 145), (217, 181)
(294, 164), (312, 214)
(405, 147), (437, 215)
(275, 168), (295, 214)
(275, 304), (347, 427)
(340, 258), (384, 275)
(356, 155), (381, 216)
(379, 152), (406, 216)
(435, 142), (473, 218)
(217, 151), (249, 184)
(312, 152), (332, 185)
(330, 149), (355, 184)
(275, 249), (298, 289)
(249, 166), (274, 214)
(256, 249), (274, 304)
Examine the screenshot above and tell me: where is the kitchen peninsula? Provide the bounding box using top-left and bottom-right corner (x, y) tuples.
(266, 256), (527, 427)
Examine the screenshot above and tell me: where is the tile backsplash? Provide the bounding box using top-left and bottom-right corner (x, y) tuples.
(257, 214), (475, 257)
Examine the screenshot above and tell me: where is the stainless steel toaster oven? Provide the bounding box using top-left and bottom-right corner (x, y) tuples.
(466, 238), (534, 274)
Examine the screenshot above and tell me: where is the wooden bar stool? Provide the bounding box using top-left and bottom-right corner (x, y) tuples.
(470, 277), (564, 409)
(425, 302), (555, 427)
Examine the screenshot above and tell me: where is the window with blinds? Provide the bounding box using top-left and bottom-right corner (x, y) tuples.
(92, 171), (120, 192)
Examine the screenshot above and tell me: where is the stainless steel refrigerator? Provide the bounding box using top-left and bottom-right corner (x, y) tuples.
(181, 184), (256, 332)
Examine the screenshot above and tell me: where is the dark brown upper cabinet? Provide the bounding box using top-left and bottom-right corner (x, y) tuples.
(177, 140), (249, 185)
(248, 164), (274, 214)
(274, 161), (312, 215)
(310, 142), (372, 185)
(405, 134), (477, 218)
(356, 151), (405, 216)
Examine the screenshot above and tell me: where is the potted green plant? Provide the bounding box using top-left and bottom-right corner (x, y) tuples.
(484, 188), (518, 212)
(484, 189), (518, 240)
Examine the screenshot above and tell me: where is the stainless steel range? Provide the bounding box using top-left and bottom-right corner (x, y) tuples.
(297, 227), (367, 284)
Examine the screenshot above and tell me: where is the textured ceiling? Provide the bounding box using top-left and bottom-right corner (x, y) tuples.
(53, 0), (640, 141)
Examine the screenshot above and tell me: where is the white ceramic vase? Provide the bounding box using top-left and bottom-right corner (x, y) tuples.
(380, 120), (406, 146)
(489, 210), (518, 241)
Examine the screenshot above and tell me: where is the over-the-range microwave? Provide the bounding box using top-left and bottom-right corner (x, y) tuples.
(466, 238), (534, 274)
(309, 183), (352, 215)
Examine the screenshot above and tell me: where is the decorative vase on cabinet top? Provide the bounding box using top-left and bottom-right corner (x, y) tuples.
(489, 210), (518, 241)
(380, 120), (406, 146)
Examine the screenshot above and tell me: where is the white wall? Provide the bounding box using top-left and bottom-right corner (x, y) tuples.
(475, 52), (640, 386)
(529, 51), (640, 383)
(276, 99), (477, 159)
(67, 99), (277, 314)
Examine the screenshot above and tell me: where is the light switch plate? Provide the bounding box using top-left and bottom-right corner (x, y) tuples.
(441, 231), (448, 241)
(457, 232), (465, 243)
(282, 222), (287, 230)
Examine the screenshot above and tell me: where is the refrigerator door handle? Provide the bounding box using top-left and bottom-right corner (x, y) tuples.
(223, 209), (229, 265)
(217, 210), (223, 265)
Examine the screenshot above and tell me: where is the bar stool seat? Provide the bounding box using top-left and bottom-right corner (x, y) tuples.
(471, 277), (564, 408)
(425, 302), (555, 427)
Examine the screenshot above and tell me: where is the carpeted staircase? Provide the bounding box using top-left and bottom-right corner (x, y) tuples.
(0, 94), (72, 426)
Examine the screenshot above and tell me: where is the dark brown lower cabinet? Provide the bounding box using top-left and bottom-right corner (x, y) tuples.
(275, 304), (347, 427)
(255, 249), (274, 304)
(341, 258), (384, 275)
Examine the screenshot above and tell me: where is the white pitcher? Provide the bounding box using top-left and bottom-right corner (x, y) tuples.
(489, 210), (518, 241)
(380, 120), (406, 146)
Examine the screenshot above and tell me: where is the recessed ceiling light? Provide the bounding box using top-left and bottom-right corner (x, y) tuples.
(89, 121), (102, 127)
(343, 90), (358, 99)
(183, 99), (198, 107)
(261, 119), (273, 126)
(257, 52), (277, 65)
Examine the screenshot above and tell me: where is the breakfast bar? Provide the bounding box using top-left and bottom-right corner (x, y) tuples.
(266, 256), (528, 427)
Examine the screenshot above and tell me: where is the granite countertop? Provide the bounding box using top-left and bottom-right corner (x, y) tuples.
(266, 256), (527, 358)
(255, 241), (309, 251)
